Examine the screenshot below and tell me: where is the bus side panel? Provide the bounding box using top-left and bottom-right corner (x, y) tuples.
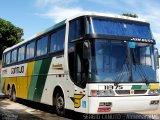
(33, 58), (52, 102)
(1, 78), (8, 94)
(40, 55), (75, 110)
(26, 61), (35, 99)
(27, 60), (42, 101)
(1, 78), (5, 93)
(1, 67), (13, 95)
(18, 76), (27, 99)
(27, 58), (52, 102)
(40, 56), (65, 105)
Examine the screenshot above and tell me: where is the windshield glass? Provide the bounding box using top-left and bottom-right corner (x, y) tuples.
(90, 39), (156, 83)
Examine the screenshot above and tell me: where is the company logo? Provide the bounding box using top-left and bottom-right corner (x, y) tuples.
(11, 66), (24, 74)
(70, 94), (85, 108)
(52, 64), (63, 70)
(74, 94), (85, 108)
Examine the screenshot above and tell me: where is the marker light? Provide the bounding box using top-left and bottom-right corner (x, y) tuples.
(148, 89), (159, 95)
(90, 90), (115, 96)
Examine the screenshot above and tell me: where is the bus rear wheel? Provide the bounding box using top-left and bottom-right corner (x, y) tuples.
(11, 87), (16, 102)
(55, 92), (65, 116)
(8, 88), (12, 101)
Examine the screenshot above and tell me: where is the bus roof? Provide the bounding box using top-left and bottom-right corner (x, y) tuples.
(3, 12), (148, 53)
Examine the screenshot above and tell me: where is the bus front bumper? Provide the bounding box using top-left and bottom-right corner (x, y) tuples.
(88, 95), (160, 114)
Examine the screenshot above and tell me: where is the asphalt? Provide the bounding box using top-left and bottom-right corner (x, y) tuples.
(0, 98), (72, 120)
(0, 93), (6, 99)
(0, 98), (160, 120)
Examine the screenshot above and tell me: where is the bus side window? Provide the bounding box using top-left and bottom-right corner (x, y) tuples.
(69, 17), (84, 42)
(11, 49), (17, 63)
(6, 52), (11, 65)
(18, 46), (25, 61)
(50, 27), (65, 53)
(57, 27), (65, 51)
(26, 41), (35, 59)
(36, 36), (48, 56)
(50, 32), (57, 53)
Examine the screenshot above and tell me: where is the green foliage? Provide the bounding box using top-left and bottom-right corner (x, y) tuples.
(0, 18), (23, 59)
(122, 13), (138, 18)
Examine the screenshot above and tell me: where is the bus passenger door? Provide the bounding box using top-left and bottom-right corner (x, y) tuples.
(73, 42), (89, 113)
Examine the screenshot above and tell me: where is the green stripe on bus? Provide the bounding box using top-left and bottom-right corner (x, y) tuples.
(141, 85), (149, 89)
(33, 58), (52, 102)
(131, 85), (142, 90)
(131, 85), (150, 90)
(28, 60), (43, 100)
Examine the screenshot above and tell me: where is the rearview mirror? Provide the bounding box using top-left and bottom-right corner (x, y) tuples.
(155, 48), (159, 69)
(83, 41), (91, 59)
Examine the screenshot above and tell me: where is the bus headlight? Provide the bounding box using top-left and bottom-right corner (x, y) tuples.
(148, 89), (159, 95)
(90, 90), (115, 96)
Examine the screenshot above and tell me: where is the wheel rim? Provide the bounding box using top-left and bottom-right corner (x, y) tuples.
(8, 89), (12, 100)
(8, 89), (11, 96)
(13, 91), (16, 100)
(56, 96), (64, 109)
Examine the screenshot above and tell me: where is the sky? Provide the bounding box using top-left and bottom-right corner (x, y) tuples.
(0, 0), (160, 49)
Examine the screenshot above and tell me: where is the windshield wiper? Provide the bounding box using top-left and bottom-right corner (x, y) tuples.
(114, 44), (130, 86)
(114, 63), (129, 86)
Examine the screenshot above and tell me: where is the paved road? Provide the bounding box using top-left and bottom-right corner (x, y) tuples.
(0, 99), (71, 120)
(0, 98), (160, 120)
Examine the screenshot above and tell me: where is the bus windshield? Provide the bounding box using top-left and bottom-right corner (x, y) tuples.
(90, 39), (156, 83)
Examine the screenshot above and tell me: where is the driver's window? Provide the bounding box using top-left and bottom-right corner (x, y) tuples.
(69, 42), (88, 88)
(77, 54), (82, 83)
(75, 43), (83, 85)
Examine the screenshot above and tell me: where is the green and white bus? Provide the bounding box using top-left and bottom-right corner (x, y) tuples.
(1, 13), (160, 116)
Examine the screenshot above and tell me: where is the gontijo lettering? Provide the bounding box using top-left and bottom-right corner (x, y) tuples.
(11, 66), (24, 74)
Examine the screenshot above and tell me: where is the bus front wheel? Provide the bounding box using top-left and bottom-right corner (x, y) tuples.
(55, 92), (65, 116)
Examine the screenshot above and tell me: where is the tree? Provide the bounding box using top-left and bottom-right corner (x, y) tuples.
(0, 18), (23, 59)
(122, 13), (138, 18)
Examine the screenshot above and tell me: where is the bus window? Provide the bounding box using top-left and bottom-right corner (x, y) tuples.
(36, 36), (48, 56)
(50, 27), (65, 53)
(57, 28), (65, 51)
(26, 41), (35, 59)
(11, 49), (17, 63)
(6, 52), (11, 65)
(69, 17), (84, 42)
(18, 46), (25, 61)
(3, 54), (6, 65)
(50, 33), (56, 53)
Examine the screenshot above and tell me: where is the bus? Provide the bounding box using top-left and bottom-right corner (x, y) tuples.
(1, 12), (160, 116)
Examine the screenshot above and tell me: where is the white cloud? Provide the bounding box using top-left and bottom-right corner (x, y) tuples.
(36, 6), (89, 23)
(136, 3), (160, 49)
(35, 0), (87, 22)
(36, 0), (77, 7)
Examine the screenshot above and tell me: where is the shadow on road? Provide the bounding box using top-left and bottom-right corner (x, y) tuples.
(0, 98), (158, 120)
(0, 99), (44, 120)
(15, 98), (157, 120)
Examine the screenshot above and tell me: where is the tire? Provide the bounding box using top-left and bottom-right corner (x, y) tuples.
(55, 92), (65, 116)
(8, 88), (13, 101)
(11, 87), (16, 102)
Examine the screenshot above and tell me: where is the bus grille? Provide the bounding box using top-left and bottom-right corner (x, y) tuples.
(115, 90), (130, 94)
(115, 90), (147, 95)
